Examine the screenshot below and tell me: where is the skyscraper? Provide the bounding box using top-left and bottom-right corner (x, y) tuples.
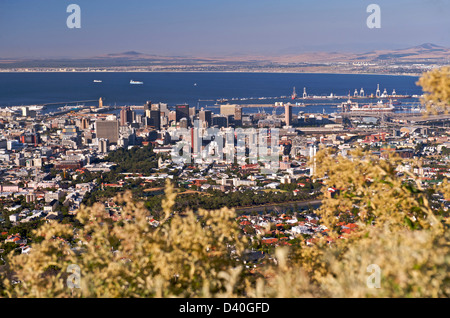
(168, 111), (177, 123)
(189, 107), (197, 118)
(176, 104), (190, 123)
(212, 115), (228, 128)
(309, 145), (317, 177)
(234, 106), (242, 126)
(199, 109), (212, 127)
(120, 107), (135, 126)
(80, 118), (90, 130)
(145, 110), (161, 130)
(220, 104), (236, 117)
(220, 104), (242, 126)
(151, 103), (161, 112)
(144, 101), (152, 111)
(285, 104), (292, 126)
(98, 138), (109, 153)
(96, 120), (119, 144)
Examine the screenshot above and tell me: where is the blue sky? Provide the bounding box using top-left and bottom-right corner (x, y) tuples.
(0, 0), (449, 58)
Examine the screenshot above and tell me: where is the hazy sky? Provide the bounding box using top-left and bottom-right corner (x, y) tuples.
(0, 0), (449, 58)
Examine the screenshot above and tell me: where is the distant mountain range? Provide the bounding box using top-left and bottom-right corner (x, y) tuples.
(267, 43), (450, 64)
(0, 43), (448, 70)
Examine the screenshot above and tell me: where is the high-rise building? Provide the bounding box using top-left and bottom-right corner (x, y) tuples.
(98, 138), (109, 153)
(96, 120), (119, 144)
(142, 117), (152, 127)
(99, 98), (103, 108)
(159, 103), (169, 116)
(145, 110), (161, 130)
(234, 106), (242, 126)
(220, 104), (242, 126)
(309, 145), (317, 177)
(199, 109), (212, 127)
(189, 107), (197, 118)
(285, 104), (293, 126)
(80, 118), (90, 130)
(151, 102), (161, 112)
(22, 107), (29, 117)
(220, 104), (236, 117)
(176, 104), (190, 123)
(212, 115), (228, 128)
(120, 107), (135, 126)
(144, 101), (152, 111)
(168, 111), (177, 124)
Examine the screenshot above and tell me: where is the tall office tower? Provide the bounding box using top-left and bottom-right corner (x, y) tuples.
(135, 114), (142, 125)
(79, 118), (90, 130)
(96, 120), (119, 144)
(160, 116), (169, 127)
(176, 104), (190, 123)
(151, 102), (160, 111)
(309, 145), (317, 177)
(22, 107), (29, 117)
(168, 111), (177, 123)
(220, 104), (236, 117)
(120, 106), (135, 126)
(158, 103), (170, 117)
(142, 117), (151, 127)
(189, 107), (195, 117)
(199, 108), (212, 127)
(144, 101), (152, 111)
(220, 104), (242, 126)
(212, 115), (228, 128)
(285, 104), (293, 126)
(234, 106), (242, 126)
(147, 110), (161, 130)
(98, 138), (109, 153)
(99, 98), (103, 108)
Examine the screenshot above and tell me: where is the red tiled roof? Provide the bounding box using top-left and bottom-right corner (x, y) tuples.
(262, 238), (278, 244)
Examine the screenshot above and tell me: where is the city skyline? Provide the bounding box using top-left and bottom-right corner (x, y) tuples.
(0, 0), (449, 304)
(0, 0), (449, 59)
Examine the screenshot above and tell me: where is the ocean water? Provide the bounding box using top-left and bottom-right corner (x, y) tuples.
(0, 72), (423, 114)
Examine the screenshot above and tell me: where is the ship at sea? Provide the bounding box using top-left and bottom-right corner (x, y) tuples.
(93, 80), (102, 83)
(130, 80), (144, 85)
(340, 98), (395, 113)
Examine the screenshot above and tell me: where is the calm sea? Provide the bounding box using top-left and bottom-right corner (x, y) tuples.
(0, 72), (423, 114)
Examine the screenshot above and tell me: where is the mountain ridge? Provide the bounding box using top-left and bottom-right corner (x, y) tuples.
(0, 44), (448, 71)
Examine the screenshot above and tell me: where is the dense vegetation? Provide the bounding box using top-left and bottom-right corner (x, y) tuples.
(104, 145), (159, 174)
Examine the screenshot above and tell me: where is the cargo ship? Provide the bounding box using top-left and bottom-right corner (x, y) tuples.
(341, 99), (395, 113)
(130, 80), (144, 85)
